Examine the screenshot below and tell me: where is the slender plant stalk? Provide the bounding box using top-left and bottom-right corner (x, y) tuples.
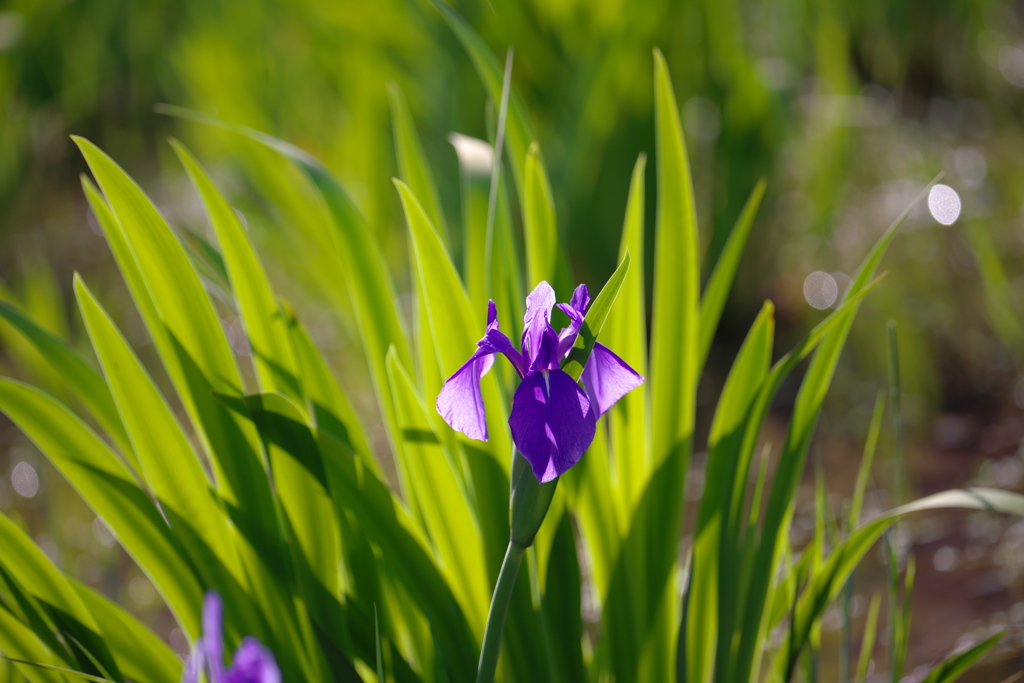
(886, 320), (904, 683)
(476, 541), (526, 683)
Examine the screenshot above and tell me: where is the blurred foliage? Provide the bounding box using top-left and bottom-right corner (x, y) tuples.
(3, 0), (1024, 408)
(3, 0), (1024, 676)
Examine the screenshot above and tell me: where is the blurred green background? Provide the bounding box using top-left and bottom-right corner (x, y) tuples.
(3, 0), (1024, 676)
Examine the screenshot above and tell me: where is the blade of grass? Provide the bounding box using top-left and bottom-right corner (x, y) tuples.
(920, 633), (1003, 683)
(856, 594), (883, 683)
(154, 105), (411, 462)
(386, 349), (490, 636)
(433, 3), (534, 198)
(728, 179), (935, 683)
(683, 302), (774, 683)
(0, 302), (136, 469)
(604, 154), (650, 518)
(0, 515), (124, 682)
(0, 378), (203, 638)
(72, 580), (181, 683)
(523, 142), (559, 287)
(171, 140), (302, 401)
(697, 179), (766, 373)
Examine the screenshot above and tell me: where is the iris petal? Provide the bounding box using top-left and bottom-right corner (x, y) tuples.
(581, 342), (645, 417)
(436, 352), (493, 441)
(509, 369), (597, 482)
(203, 591), (224, 681)
(223, 638), (282, 683)
(522, 281), (556, 367)
(555, 284), (589, 358)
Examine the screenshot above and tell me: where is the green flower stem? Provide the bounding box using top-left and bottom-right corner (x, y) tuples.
(475, 541), (526, 683)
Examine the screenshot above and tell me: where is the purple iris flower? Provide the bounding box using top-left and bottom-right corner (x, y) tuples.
(437, 281), (644, 482)
(183, 592), (281, 683)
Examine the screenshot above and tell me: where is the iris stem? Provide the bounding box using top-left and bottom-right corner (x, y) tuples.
(475, 541), (526, 683)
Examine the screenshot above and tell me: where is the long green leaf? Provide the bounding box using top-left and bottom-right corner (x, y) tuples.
(697, 179), (766, 371)
(171, 140), (302, 401)
(0, 303), (134, 467)
(649, 47), (700, 472)
(0, 378), (202, 638)
(0, 610), (71, 683)
(855, 594), (882, 683)
(394, 178), (512, 578)
(0, 515), (123, 682)
(153, 106), (411, 462)
(523, 142), (559, 288)
(920, 633), (1003, 683)
(73, 276), (240, 583)
(683, 302), (774, 683)
(730, 180), (932, 683)
(603, 48), (699, 682)
(781, 488), (1024, 679)
(433, 2), (535, 199)
(386, 350), (489, 636)
(71, 581), (181, 683)
(389, 83), (448, 244)
(605, 154), (649, 518)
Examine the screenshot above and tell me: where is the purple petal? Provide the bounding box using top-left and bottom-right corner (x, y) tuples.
(555, 284), (590, 358)
(569, 284), (590, 314)
(183, 650), (203, 683)
(437, 353), (493, 441)
(224, 638), (281, 683)
(202, 591), (224, 681)
(581, 343), (645, 417)
(509, 369), (597, 482)
(521, 281), (556, 368)
(478, 328), (526, 377)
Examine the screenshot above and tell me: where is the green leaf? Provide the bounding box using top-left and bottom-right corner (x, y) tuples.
(386, 350), (489, 636)
(73, 275), (241, 583)
(433, 2), (535, 199)
(246, 390), (342, 604)
(698, 179), (766, 371)
(855, 594), (882, 683)
(523, 142), (559, 288)
(153, 107), (411, 462)
(171, 139), (302, 400)
(1, 656), (115, 683)
(394, 178), (512, 577)
(71, 580), (181, 683)
(649, 47), (700, 472)
(0, 514), (124, 682)
(919, 633), (1002, 683)
(0, 378), (203, 638)
(317, 419), (479, 679)
(683, 302), (774, 683)
(602, 49), (699, 682)
(605, 154), (650, 517)
(0, 302), (135, 468)
(389, 83), (449, 246)
(850, 392), (885, 528)
(780, 488), (1024, 679)
(0, 611), (72, 683)
(74, 138), (278, 556)
(561, 251), (631, 382)
(728, 180), (931, 683)
(282, 306), (374, 465)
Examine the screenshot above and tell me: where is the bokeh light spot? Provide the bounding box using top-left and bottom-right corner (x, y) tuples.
(129, 576), (156, 605)
(92, 517), (117, 549)
(928, 184), (961, 225)
(803, 271), (838, 310)
(11, 462), (38, 498)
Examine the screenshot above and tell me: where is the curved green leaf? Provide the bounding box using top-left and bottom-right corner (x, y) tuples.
(0, 378), (202, 638)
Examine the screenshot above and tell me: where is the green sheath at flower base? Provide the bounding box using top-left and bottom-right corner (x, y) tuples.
(510, 451), (558, 548)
